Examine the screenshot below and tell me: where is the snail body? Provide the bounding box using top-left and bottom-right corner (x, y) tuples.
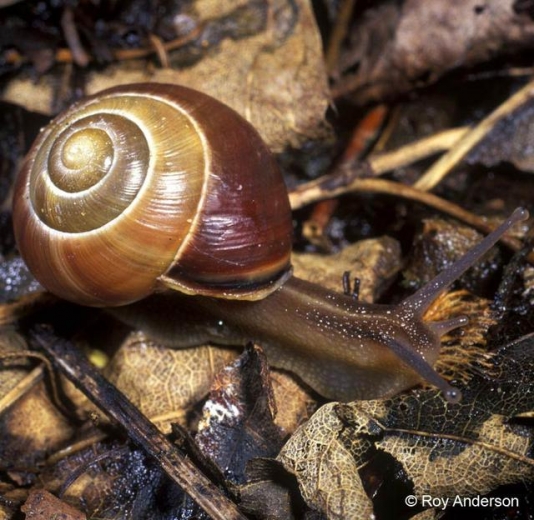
(12, 83), (528, 403)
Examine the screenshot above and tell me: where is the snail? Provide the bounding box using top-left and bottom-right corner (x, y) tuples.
(12, 83), (528, 403)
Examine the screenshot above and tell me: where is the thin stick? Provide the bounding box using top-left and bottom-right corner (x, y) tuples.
(4, 27), (203, 67)
(0, 365), (43, 414)
(325, 0), (357, 77)
(414, 77), (534, 191)
(32, 328), (247, 520)
(60, 6), (90, 67)
(287, 126), (469, 211)
(369, 127), (469, 175)
(289, 177), (529, 258)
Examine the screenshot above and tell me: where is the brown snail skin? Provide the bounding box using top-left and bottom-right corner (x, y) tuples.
(12, 83), (528, 403)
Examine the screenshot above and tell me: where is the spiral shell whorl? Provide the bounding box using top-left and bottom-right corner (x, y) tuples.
(13, 83), (293, 307)
(50, 126), (114, 191)
(33, 113), (151, 232)
(15, 87), (205, 305)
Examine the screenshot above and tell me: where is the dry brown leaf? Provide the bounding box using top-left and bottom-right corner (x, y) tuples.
(403, 218), (498, 291)
(277, 402), (374, 519)
(0, 329), (32, 399)
(2, 0), (330, 152)
(21, 489), (86, 520)
(40, 441), (165, 518)
(278, 335), (534, 518)
(375, 412), (533, 498)
(196, 345), (284, 485)
(104, 331), (238, 431)
(338, 0), (534, 104)
(0, 387), (74, 469)
(0, 330), (75, 473)
(270, 369), (316, 436)
(239, 458), (301, 519)
(466, 97), (534, 173)
(292, 236), (402, 303)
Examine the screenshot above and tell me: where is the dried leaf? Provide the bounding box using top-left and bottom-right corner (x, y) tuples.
(292, 236), (402, 303)
(277, 402), (374, 519)
(270, 369), (316, 436)
(21, 489), (86, 520)
(339, 0), (534, 104)
(403, 218), (502, 293)
(0, 328), (32, 396)
(196, 345), (284, 484)
(467, 97), (534, 173)
(41, 441), (167, 519)
(240, 458), (302, 520)
(367, 335), (534, 498)
(104, 331), (237, 432)
(0, 330), (74, 473)
(2, 0), (330, 153)
(278, 334), (534, 518)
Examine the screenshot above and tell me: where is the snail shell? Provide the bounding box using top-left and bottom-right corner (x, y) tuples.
(13, 83), (293, 306)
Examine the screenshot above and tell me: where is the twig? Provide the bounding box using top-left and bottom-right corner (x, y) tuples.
(289, 177), (529, 258)
(32, 327), (248, 520)
(369, 127), (469, 175)
(414, 77), (534, 191)
(148, 34), (169, 68)
(60, 6), (90, 67)
(0, 365), (43, 414)
(0, 350), (81, 420)
(325, 0), (357, 78)
(46, 432), (108, 466)
(55, 26), (202, 64)
(4, 26), (203, 67)
(293, 126), (468, 201)
(303, 104), (389, 248)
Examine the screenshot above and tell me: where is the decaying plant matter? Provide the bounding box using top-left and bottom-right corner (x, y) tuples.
(0, 1), (533, 519)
